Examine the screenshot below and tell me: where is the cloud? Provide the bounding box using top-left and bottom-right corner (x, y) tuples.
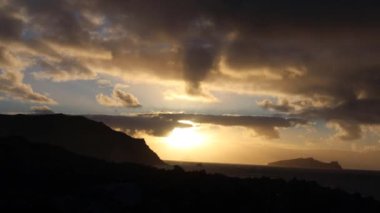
(296, 99), (380, 140)
(182, 34), (221, 95)
(302, 99), (380, 125)
(0, 24), (57, 105)
(33, 58), (97, 82)
(157, 113), (306, 139)
(0, 46), (17, 67)
(164, 88), (219, 103)
(0, 69), (56, 104)
(0, 7), (23, 40)
(88, 113), (306, 139)
(96, 79), (112, 88)
(327, 120), (362, 141)
(87, 114), (191, 137)
(258, 99), (295, 113)
(30, 105), (55, 114)
(96, 84), (141, 108)
(0, 0), (379, 118)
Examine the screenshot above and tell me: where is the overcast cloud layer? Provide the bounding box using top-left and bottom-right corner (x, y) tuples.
(0, 0), (379, 140)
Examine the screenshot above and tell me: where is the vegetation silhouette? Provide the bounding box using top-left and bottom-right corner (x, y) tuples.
(1, 136), (379, 212)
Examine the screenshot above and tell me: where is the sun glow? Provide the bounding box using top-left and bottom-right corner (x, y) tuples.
(165, 120), (205, 149)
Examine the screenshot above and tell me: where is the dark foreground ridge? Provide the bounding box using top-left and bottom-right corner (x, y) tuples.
(0, 114), (163, 166)
(268, 158), (342, 170)
(1, 136), (379, 213)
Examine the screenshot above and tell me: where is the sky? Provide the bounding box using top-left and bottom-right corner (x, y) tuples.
(1, 0), (380, 170)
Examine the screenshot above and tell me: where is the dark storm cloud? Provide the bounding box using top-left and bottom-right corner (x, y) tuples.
(298, 99), (380, 140)
(88, 113), (306, 139)
(258, 99), (295, 113)
(1, 0), (379, 137)
(16, 0), (86, 44)
(5, 0), (380, 80)
(0, 11), (23, 40)
(303, 99), (380, 125)
(183, 37), (221, 94)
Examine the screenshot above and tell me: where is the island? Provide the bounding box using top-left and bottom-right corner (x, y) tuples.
(268, 157), (342, 170)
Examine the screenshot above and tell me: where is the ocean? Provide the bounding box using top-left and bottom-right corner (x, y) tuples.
(165, 161), (380, 201)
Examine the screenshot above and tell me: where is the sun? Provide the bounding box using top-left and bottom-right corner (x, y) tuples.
(165, 121), (205, 149)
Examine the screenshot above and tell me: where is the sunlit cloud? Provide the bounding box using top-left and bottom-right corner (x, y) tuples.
(96, 84), (141, 108)
(163, 88), (219, 103)
(0, 69), (56, 104)
(30, 105), (54, 114)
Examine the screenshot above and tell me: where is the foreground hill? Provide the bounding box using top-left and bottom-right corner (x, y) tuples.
(268, 158), (342, 170)
(1, 136), (379, 212)
(0, 114), (163, 165)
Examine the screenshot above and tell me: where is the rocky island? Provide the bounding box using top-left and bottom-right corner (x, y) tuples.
(268, 157), (342, 170)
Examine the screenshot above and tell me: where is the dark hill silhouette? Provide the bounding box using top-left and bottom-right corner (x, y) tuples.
(0, 114), (163, 165)
(268, 157), (342, 170)
(1, 136), (379, 212)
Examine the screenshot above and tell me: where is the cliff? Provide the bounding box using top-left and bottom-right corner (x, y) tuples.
(0, 114), (163, 166)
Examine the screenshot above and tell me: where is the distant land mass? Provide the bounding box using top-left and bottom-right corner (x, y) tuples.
(1, 136), (379, 212)
(268, 158), (342, 170)
(0, 114), (163, 166)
